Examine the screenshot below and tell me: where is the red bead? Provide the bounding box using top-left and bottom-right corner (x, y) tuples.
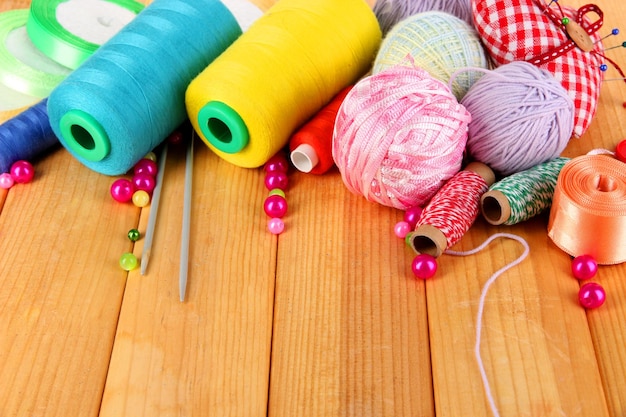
(411, 254), (437, 280)
(616, 139), (626, 163)
(265, 171), (288, 190)
(404, 205), (423, 228)
(132, 173), (156, 193)
(264, 153), (289, 173)
(110, 178), (135, 202)
(578, 282), (606, 309)
(168, 130), (183, 145)
(134, 158), (158, 177)
(9, 160), (35, 183)
(264, 194), (288, 218)
(571, 254), (598, 280)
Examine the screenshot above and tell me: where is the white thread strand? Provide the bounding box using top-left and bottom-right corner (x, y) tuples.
(446, 232), (530, 417)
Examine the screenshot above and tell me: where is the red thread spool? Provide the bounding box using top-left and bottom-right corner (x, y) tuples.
(409, 162), (495, 257)
(289, 86), (352, 174)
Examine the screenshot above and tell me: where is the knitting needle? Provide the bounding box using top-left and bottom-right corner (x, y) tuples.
(179, 131), (194, 302)
(140, 143), (168, 275)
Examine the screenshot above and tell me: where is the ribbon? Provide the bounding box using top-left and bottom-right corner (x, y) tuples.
(26, 0), (144, 70)
(548, 154), (626, 265)
(0, 9), (70, 98)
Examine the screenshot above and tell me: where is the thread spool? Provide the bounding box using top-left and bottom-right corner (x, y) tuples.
(373, 11), (489, 100)
(186, 0), (382, 169)
(47, 0), (248, 175)
(333, 65), (471, 211)
(373, 0), (473, 35)
(410, 162), (495, 257)
(460, 61), (575, 176)
(481, 157), (569, 225)
(0, 99), (58, 174)
(26, 0), (145, 69)
(0, 9), (71, 98)
(0, 82), (39, 123)
(289, 86), (352, 174)
(548, 155), (626, 265)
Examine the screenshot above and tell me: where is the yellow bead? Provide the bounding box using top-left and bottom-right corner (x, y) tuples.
(143, 151), (157, 162)
(132, 190), (151, 207)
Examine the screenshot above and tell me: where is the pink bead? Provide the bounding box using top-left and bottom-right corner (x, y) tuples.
(404, 205), (423, 229)
(110, 178), (135, 202)
(264, 153), (289, 173)
(394, 221), (411, 238)
(264, 171), (288, 191)
(0, 173), (14, 189)
(264, 194), (288, 218)
(411, 254), (437, 280)
(10, 160), (35, 183)
(578, 282), (606, 309)
(268, 217), (285, 234)
(134, 158), (158, 177)
(132, 173), (156, 193)
(571, 254), (598, 280)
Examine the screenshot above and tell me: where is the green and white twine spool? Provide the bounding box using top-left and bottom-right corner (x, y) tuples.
(481, 157), (570, 225)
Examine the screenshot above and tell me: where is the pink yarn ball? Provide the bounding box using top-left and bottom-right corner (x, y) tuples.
(332, 66), (470, 210)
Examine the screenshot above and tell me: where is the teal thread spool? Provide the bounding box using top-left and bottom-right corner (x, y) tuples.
(480, 157), (570, 225)
(47, 0), (245, 175)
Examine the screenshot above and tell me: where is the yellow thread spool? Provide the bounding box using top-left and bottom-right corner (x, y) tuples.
(185, 0), (382, 168)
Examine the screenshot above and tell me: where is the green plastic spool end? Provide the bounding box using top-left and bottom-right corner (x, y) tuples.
(198, 101), (249, 154)
(59, 110), (110, 162)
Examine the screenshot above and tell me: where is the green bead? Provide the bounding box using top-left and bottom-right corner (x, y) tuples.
(405, 231), (415, 247)
(561, 17), (570, 25)
(127, 228), (140, 242)
(268, 188), (286, 198)
(119, 252), (138, 271)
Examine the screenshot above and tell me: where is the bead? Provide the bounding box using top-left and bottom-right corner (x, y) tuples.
(132, 173), (156, 193)
(616, 139), (626, 163)
(167, 130), (183, 145)
(268, 188), (286, 198)
(394, 221), (411, 239)
(404, 205), (423, 228)
(264, 171), (288, 190)
(132, 190), (151, 207)
(599, 64), (608, 72)
(578, 282), (606, 309)
(561, 17), (570, 25)
(127, 228), (141, 242)
(143, 151), (157, 162)
(134, 158), (158, 177)
(110, 178), (135, 203)
(411, 253), (437, 280)
(10, 160), (35, 183)
(0, 173), (15, 189)
(268, 217), (285, 234)
(264, 194), (288, 218)
(264, 153), (289, 173)
(571, 254), (598, 280)
(119, 252), (138, 271)
(404, 231), (415, 247)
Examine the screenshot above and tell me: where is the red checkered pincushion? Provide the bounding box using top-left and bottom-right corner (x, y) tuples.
(472, 0), (605, 138)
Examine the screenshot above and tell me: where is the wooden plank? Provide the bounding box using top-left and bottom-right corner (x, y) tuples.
(99, 140), (277, 416)
(268, 171), (434, 417)
(0, 148), (139, 417)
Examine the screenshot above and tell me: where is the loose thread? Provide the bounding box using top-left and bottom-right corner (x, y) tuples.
(446, 232), (531, 417)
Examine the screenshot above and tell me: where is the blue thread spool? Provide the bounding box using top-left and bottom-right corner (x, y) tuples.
(47, 0), (244, 175)
(0, 99), (58, 173)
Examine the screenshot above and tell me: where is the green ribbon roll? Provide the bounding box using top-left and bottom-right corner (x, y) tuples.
(26, 0), (145, 70)
(0, 9), (71, 98)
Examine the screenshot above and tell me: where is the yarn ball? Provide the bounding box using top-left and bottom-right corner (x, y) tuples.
(373, 0), (472, 35)
(472, 0), (604, 138)
(332, 65), (471, 210)
(373, 11), (490, 101)
(461, 61), (574, 176)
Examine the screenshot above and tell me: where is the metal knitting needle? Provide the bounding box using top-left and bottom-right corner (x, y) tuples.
(140, 143), (168, 275)
(179, 132), (194, 302)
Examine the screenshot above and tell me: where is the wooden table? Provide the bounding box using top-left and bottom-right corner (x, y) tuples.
(1, 0), (625, 415)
